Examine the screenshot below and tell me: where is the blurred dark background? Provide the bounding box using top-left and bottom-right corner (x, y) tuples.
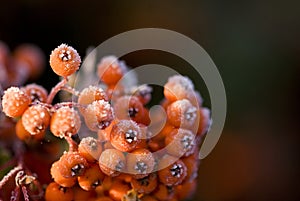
(1, 0), (299, 200)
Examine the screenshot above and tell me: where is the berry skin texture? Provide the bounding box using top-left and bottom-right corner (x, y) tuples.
(113, 95), (145, 124)
(197, 107), (211, 136)
(110, 120), (141, 152)
(78, 163), (105, 191)
(16, 119), (45, 141)
(165, 128), (196, 158)
(45, 182), (74, 201)
(78, 85), (108, 114)
(167, 99), (198, 129)
(99, 149), (126, 177)
(83, 100), (114, 131)
(126, 148), (155, 179)
(49, 44), (81, 77)
(50, 106), (81, 138)
(78, 137), (103, 162)
(163, 75), (194, 102)
(50, 161), (77, 187)
(58, 151), (88, 178)
(158, 158), (187, 186)
(152, 184), (175, 201)
(23, 83), (48, 103)
(108, 179), (130, 201)
(22, 104), (50, 136)
(2, 86), (31, 118)
(97, 55), (125, 85)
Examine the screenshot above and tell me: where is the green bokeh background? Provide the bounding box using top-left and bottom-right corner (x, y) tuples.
(1, 1), (299, 200)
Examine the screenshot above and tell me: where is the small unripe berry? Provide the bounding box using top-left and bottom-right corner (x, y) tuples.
(2, 86), (31, 117)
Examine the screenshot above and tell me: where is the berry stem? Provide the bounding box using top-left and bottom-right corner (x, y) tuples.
(46, 78), (68, 104)
(61, 85), (80, 96)
(65, 136), (78, 152)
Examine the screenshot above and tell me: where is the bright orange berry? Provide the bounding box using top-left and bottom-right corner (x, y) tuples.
(108, 180), (130, 201)
(152, 184), (175, 201)
(175, 180), (197, 201)
(22, 104), (50, 136)
(110, 120), (141, 152)
(22, 83), (48, 103)
(97, 56), (125, 85)
(167, 99), (199, 129)
(126, 148), (155, 179)
(58, 151), (88, 178)
(45, 182), (74, 201)
(15, 119), (32, 141)
(158, 157), (187, 186)
(50, 106), (81, 138)
(78, 137), (103, 162)
(140, 195), (158, 201)
(78, 163), (105, 191)
(181, 154), (199, 183)
(99, 149), (126, 177)
(83, 100), (114, 131)
(2, 86), (31, 117)
(165, 128), (196, 158)
(50, 161), (77, 187)
(72, 185), (96, 201)
(49, 44), (81, 77)
(94, 196), (114, 201)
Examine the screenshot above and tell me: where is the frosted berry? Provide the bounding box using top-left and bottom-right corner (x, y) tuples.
(97, 55), (125, 85)
(50, 106), (81, 138)
(45, 182), (74, 201)
(164, 75), (194, 102)
(58, 151), (88, 178)
(83, 100), (114, 131)
(167, 99), (198, 129)
(78, 137), (103, 162)
(22, 104), (50, 136)
(110, 120), (141, 152)
(49, 44), (81, 77)
(23, 83), (48, 103)
(2, 86), (31, 117)
(78, 163), (105, 191)
(50, 161), (77, 187)
(99, 149), (126, 177)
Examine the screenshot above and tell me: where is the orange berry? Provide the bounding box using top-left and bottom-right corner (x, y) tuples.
(110, 120), (141, 152)
(152, 184), (175, 201)
(73, 185), (96, 201)
(15, 119), (36, 141)
(181, 154), (199, 183)
(78, 85), (108, 114)
(49, 44), (81, 77)
(175, 180), (197, 201)
(165, 128), (196, 158)
(22, 104), (50, 136)
(50, 106), (81, 138)
(45, 182), (74, 201)
(58, 151), (88, 178)
(2, 86), (31, 117)
(163, 75), (194, 102)
(78, 163), (105, 191)
(126, 148), (155, 179)
(131, 173), (157, 194)
(78, 137), (103, 162)
(22, 83), (48, 103)
(83, 100), (114, 131)
(97, 120), (116, 142)
(167, 99), (198, 129)
(108, 180), (130, 201)
(113, 95), (145, 124)
(158, 157), (187, 186)
(50, 161), (77, 187)
(99, 149), (126, 177)
(197, 107), (211, 136)
(97, 56), (125, 85)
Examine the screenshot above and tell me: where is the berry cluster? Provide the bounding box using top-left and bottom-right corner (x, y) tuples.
(0, 43), (210, 201)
